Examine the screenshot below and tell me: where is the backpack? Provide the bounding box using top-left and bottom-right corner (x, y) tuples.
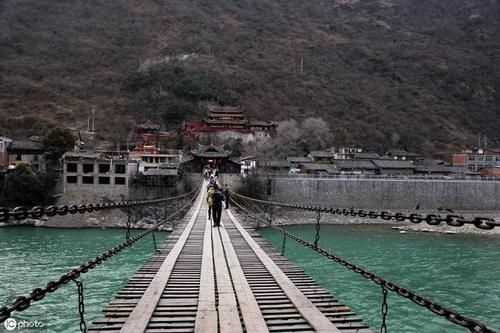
(207, 189), (214, 205)
(211, 190), (225, 206)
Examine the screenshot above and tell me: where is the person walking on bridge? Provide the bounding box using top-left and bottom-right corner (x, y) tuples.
(207, 185), (215, 220)
(222, 184), (231, 209)
(209, 184), (225, 227)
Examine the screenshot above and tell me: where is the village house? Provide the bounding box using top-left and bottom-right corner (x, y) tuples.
(332, 160), (378, 175)
(452, 147), (500, 173)
(384, 149), (420, 162)
(300, 163), (337, 176)
(0, 136), (12, 168)
(63, 151), (134, 198)
(335, 147), (363, 160)
(7, 138), (46, 172)
(240, 155), (257, 176)
(307, 150), (335, 164)
(354, 152), (380, 160)
(287, 156), (312, 173)
(372, 160), (415, 175)
(256, 160), (290, 174)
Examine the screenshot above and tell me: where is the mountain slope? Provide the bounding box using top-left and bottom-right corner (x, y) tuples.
(1, 0), (499, 155)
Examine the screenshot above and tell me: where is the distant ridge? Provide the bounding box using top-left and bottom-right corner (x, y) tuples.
(0, 0), (499, 156)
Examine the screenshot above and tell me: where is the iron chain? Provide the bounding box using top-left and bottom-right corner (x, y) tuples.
(73, 279), (87, 333)
(0, 191), (198, 223)
(152, 233), (160, 254)
(314, 211), (321, 248)
(126, 208), (132, 241)
(0, 184), (201, 323)
(230, 197), (495, 333)
(233, 192), (500, 231)
(380, 287), (388, 333)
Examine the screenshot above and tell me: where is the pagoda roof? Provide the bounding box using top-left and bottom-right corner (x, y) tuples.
(207, 112), (246, 118)
(191, 143), (232, 158)
(203, 118), (249, 125)
(206, 104), (243, 114)
(138, 119), (160, 130)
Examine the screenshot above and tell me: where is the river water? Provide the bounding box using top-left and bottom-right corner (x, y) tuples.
(0, 227), (167, 333)
(0, 225), (499, 332)
(260, 225), (500, 332)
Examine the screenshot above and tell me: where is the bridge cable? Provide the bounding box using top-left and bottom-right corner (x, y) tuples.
(0, 183), (202, 324)
(126, 207), (132, 241)
(380, 287), (388, 333)
(0, 189), (200, 223)
(233, 192), (500, 231)
(314, 211), (321, 248)
(230, 196), (494, 333)
(72, 279), (87, 333)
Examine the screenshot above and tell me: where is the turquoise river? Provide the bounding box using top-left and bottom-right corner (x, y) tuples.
(0, 225), (499, 333)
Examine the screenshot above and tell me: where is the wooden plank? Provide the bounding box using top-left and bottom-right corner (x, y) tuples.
(218, 219), (269, 333)
(212, 223), (243, 333)
(226, 210), (342, 333)
(194, 208), (217, 333)
(118, 188), (204, 333)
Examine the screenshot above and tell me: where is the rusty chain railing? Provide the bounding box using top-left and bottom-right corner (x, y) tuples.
(231, 195), (495, 333)
(233, 192), (500, 230)
(0, 189), (199, 223)
(0, 184), (201, 323)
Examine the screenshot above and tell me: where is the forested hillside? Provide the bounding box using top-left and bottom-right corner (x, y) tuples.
(1, 0), (499, 155)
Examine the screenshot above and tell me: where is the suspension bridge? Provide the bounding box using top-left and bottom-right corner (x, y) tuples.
(0, 180), (497, 332)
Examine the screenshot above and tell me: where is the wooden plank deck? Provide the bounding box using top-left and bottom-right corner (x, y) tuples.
(89, 184), (373, 333)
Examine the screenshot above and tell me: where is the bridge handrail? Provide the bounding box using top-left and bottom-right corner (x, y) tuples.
(232, 192), (500, 231)
(0, 189), (199, 223)
(231, 196), (495, 333)
(0, 183), (202, 323)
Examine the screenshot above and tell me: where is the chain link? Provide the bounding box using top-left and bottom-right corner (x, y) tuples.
(152, 233), (160, 254)
(314, 211), (321, 248)
(0, 184), (201, 323)
(72, 279), (87, 333)
(126, 208), (132, 241)
(0, 190), (198, 223)
(380, 287), (388, 333)
(230, 197), (495, 333)
(280, 221), (287, 256)
(233, 192), (500, 231)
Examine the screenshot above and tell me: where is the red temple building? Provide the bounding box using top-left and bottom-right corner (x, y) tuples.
(182, 103), (275, 138)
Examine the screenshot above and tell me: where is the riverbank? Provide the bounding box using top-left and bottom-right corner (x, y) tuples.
(0, 206), (178, 231)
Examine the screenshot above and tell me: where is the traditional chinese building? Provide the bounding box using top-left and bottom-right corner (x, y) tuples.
(204, 104), (248, 129)
(182, 143), (240, 173)
(182, 103), (275, 138)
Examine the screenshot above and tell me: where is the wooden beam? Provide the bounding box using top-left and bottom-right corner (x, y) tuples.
(194, 208), (217, 333)
(212, 224), (243, 333)
(218, 219), (269, 333)
(119, 188), (204, 333)
(226, 210), (341, 333)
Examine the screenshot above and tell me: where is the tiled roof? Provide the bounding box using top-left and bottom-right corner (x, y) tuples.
(143, 168), (178, 176)
(308, 151), (335, 158)
(354, 152), (380, 159)
(7, 140), (44, 151)
(287, 156), (312, 163)
(258, 160), (290, 168)
(372, 160), (415, 169)
(333, 160), (378, 170)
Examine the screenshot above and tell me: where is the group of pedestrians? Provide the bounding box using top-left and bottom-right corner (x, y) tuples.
(206, 177), (231, 227)
(203, 167), (219, 180)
